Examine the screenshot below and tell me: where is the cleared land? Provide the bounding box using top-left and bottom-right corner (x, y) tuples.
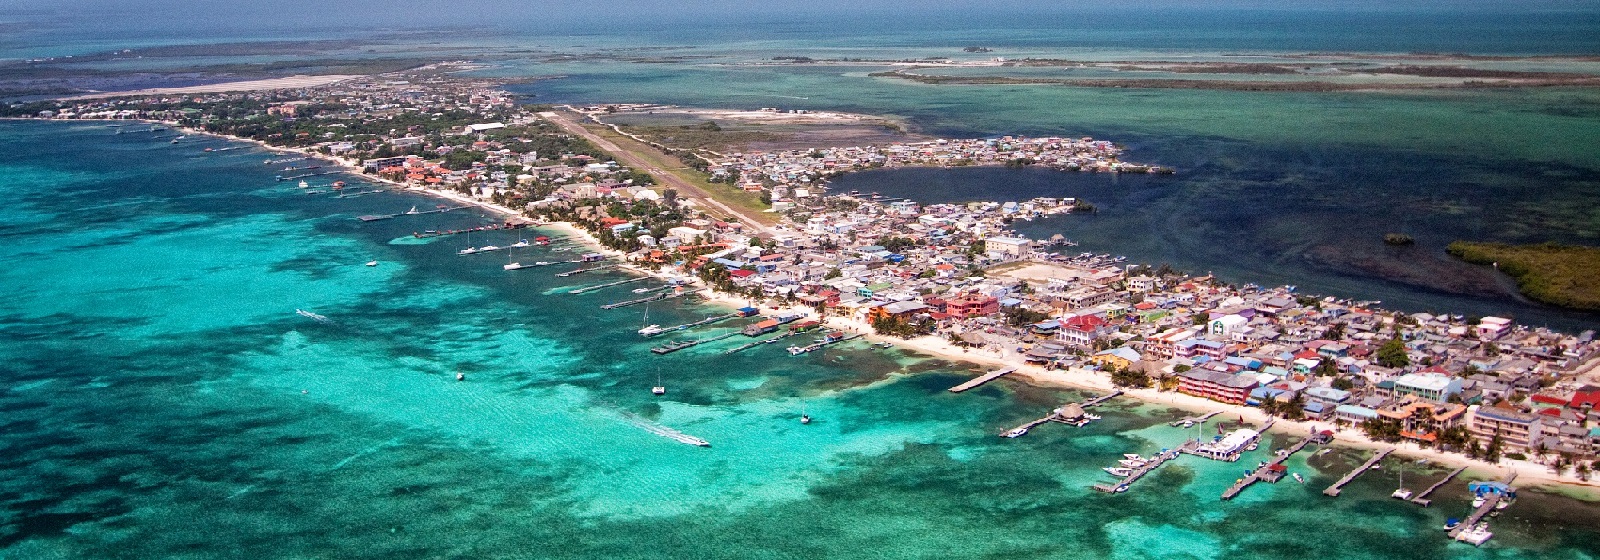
(1447, 241), (1600, 310)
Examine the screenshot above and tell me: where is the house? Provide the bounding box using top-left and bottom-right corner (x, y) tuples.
(1090, 347), (1141, 370)
(1335, 404), (1380, 425)
(1379, 396), (1467, 443)
(1477, 316), (1513, 340)
(1057, 314), (1111, 348)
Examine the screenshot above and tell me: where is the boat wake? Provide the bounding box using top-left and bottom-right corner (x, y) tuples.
(615, 409), (710, 447)
(295, 308), (332, 324)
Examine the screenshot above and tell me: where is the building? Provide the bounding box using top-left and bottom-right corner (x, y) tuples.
(1469, 406), (1544, 452)
(984, 236), (1030, 259)
(1090, 347), (1141, 370)
(1392, 373), (1463, 403)
(1378, 397), (1467, 443)
(1477, 316), (1513, 340)
(1178, 369), (1258, 405)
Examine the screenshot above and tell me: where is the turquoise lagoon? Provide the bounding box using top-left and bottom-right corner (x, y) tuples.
(2, 121), (1600, 558)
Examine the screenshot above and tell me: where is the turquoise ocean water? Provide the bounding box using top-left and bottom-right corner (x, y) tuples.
(4, 6), (1600, 557)
(2, 120), (1599, 558)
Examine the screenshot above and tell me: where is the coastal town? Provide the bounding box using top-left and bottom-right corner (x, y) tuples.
(11, 68), (1600, 502)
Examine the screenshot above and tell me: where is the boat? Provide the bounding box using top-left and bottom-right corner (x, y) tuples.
(533, 261), (553, 266)
(1001, 426), (1029, 438)
(1443, 518), (1461, 531)
(365, 260), (378, 267)
(652, 372), (665, 395)
(1104, 467), (1133, 477)
(478, 245), (501, 252)
(1472, 495), (1486, 508)
(1292, 472), (1305, 483)
(878, 341), (893, 349)
(1495, 498), (1512, 510)
(294, 309), (330, 323)
(456, 371), (465, 382)
(1118, 459), (1147, 468)
(510, 239), (530, 248)
(639, 325), (664, 336)
(800, 400), (811, 424)
(405, 205), (420, 215)
(1391, 463), (1411, 499)
(1123, 453), (1143, 460)
(1458, 523), (1493, 546)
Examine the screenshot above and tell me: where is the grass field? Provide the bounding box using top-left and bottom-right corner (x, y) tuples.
(581, 123), (777, 225)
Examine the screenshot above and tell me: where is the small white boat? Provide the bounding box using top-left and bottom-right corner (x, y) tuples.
(1118, 459), (1147, 468)
(800, 414), (811, 425)
(1001, 427), (1029, 438)
(458, 247), (480, 255)
(1293, 472), (1305, 483)
(456, 371), (465, 382)
(632, 287), (653, 293)
(504, 262), (531, 270)
(1495, 499), (1511, 510)
(1472, 496), (1486, 508)
(478, 245), (501, 252)
(652, 385), (665, 395)
(533, 261), (553, 266)
(510, 239), (531, 248)
(1104, 467), (1133, 477)
(1391, 489), (1413, 500)
(365, 260), (378, 267)
(405, 205), (420, 214)
(1458, 523), (1493, 546)
(298, 180), (310, 189)
(639, 324), (664, 336)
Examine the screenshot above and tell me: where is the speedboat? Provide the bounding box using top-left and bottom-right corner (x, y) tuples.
(1118, 459), (1147, 468)
(1459, 523), (1493, 546)
(365, 260), (378, 267)
(1292, 473), (1305, 483)
(1472, 495), (1486, 508)
(1001, 427), (1029, 438)
(639, 325), (664, 336)
(1104, 467), (1133, 477)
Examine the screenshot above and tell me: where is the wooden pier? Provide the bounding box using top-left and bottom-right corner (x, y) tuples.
(787, 333), (864, 355)
(1169, 411), (1222, 427)
(568, 276), (647, 295)
(649, 331), (738, 355)
(1220, 436), (1315, 500)
(948, 368), (1016, 393)
(1000, 390), (1122, 438)
(1410, 466), (1467, 507)
(601, 288), (702, 310)
(723, 330), (799, 355)
(556, 264), (616, 277)
(643, 313), (740, 337)
(1094, 449), (1180, 493)
(1322, 448), (1393, 497)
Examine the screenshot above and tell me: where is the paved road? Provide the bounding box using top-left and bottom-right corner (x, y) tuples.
(539, 110), (773, 236)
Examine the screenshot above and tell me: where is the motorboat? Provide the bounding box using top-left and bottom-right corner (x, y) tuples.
(1293, 472), (1305, 483)
(1458, 523), (1493, 546)
(639, 324), (664, 336)
(1103, 467), (1133, 477)
(1391, 489), (1413, 500)
(365, 260), (378, 267)
(1118, 459), (1147, 468)
(1001, 427), (1029, 438)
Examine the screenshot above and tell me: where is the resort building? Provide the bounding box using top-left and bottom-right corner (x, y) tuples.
(1392, 373), (1463, 403)
(1186, 428), (1260, 462)
(1178, 369), (1258, 405)
(1469, 406), (1544, 451)
(984, 236), (1030, 259)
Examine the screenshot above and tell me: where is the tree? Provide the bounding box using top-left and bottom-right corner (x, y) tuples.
(662, 188), (679, 205)
(1332, 376), (1355, 391)
(1359, 418), (1404, 443)
(1485, 434), (1503, 463)
(824, 267), (842, 280)
(1376, 335), (1410, 368)
(1109, 365), (1151, 388)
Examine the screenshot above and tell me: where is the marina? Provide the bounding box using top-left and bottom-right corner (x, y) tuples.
(999, 390), (1121, 438)
(1322, 448), (1394, 497)
(947, 367), (1017, 393)
(1093, 450), (1180, 494)
(1447, 475), (1519, 545)
(723, 330), (801, 355)
(1218, 435), (1316, 501)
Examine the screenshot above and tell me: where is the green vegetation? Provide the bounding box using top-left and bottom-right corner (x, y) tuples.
(1447, 241), (1600, 310)
(1376, 335), (1410, 368)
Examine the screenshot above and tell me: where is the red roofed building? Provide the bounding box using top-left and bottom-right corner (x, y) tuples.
(1058, 314), (1111, 348)
(1571, 387), (1600, 410)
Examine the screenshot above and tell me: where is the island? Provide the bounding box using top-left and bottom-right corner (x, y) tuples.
(1448, 241), (1600, 310)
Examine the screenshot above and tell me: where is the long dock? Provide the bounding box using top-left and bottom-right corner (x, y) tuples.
(644, 313), (740, 337)
(1410, 466), (1468, 507)
(1322, 448), (1393, 497)
(569, 276), (647, 295)
(1001, 390), (1122, 438)
(602, 288), (705, 310)
(557, 264), (617, 277)
(649, 331), (737, 355)
(1081, 390), (1123, 408)
(1094, 449), (1180, 493)
(787, 333), (864, 355)
(724, 330), (798, 355)
(1170, 411), (1222, 427)
(948, 368), (1016, 393)
(1221, 436), (1315, 500)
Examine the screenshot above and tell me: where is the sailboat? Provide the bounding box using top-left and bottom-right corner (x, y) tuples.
(458, 231), (479, 255)
(456, 370), (466, 382)
(1390, 461), (1412, 499)
(504, 244), (529, 270)
(638, 304), (662, 336)
(800, 400), (811, 425)
(405, 205), (420, 215)
(652, 371), (665, 395)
